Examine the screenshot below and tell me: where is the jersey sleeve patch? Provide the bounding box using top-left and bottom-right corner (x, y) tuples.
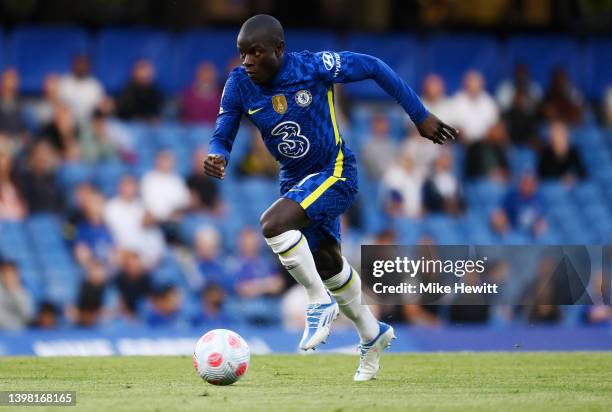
(321, 51), (342, 78)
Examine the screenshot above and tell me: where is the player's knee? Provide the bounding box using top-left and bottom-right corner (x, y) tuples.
(260, 213), (284, 238)
(314, 252), (343, 279)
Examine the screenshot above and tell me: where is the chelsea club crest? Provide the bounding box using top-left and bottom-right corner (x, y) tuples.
(294, 90), (312, 108)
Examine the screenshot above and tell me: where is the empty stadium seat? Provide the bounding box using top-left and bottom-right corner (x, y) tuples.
(8, 26), (90, 94)
(284, 29), (338, 54)
(95, 28), (175, 93)
(344, 34), (419, 100)
(584, 39), (612, 100)
(423, 34), (501, 93)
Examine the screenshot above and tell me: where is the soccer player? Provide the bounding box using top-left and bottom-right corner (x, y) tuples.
(205, 14), (457, 381)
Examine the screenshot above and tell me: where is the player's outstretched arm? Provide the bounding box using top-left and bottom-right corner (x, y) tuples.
(316, 51), (456, 144)
(206, 71), (242, 179)
(416, 112), (458, 145)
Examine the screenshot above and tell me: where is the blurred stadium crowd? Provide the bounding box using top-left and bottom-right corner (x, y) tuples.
(0, 27), (611, 332)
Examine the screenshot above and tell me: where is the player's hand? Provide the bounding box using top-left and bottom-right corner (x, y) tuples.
(416, 113), (458, 145)
(204, 154), (227, 180)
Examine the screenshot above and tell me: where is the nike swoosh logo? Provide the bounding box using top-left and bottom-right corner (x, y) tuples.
(248, 107), (263, 115)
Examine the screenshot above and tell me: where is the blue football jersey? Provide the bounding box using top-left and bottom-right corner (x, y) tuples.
(209, 50), (428, 188)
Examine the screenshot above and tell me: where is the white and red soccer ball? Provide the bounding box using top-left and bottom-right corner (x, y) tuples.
(193, 329), (250, 385)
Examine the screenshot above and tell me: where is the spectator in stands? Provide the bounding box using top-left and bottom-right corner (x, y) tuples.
(231, 227), (284, 299)
(537, 121), (586, 184)
(423, 148), (464, 215)
(115, 250), (152, 318)
(582, 271), (612, 325)
(72, 258), (108, 328)
(192, 283), (231, 326)
(237, 128), (279, 179)
(29, 301), (60, 329)
(361, 113), (397, 181)
(0, 259), (33, 330)
(491, 172), (546, 237)
(542, 67), (583, 125)
(17, 140), (63, 213)
(79, 108), (119, 163)
(58, 55), (105, 125)
(604, 86), (612, 128)
(28, 73), (61, 127)
(180, 62), (222, 124)
(381, 147), (423, 218)
(104, 175), (166, 267)
(195, 226), (232, 293)
(117, 59), (164, 121)
(402, 131), (442, 179)
(464, 121), (510, 181)
(0, 68), (26, 137)
(0, 141), (26, 221)
(187, 148), (222, 215)
(448, 270), (490, 324)
(496, 63), (542, 112)
(141, 150), (190, 242)
(421, 74), (453, 124)
(40, 103), (79, 155)
(63, 182), (97, 244)
(503, 87), (540, 147)
(144, 284), (186, 328)
(74, 190), (116, 269)
(520, 257), (561, 324)
(451, 70), (499, 144)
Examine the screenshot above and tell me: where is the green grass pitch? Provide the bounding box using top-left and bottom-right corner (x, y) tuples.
(1, 353), (611, 411)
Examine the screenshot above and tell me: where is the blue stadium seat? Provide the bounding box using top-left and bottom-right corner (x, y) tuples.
(508, 146), (537, 177)
(504, 35), (580, 91)
(0, 31), (5, 71)
(174, 29), (239, 92)
(539, 182), (570, 207)
(95, 28), (175, 93)
(422, 214), (462, 244)
(8, 26), (90, 94)
(395, 218), (423, 244)
(94, 160), (130, 197)
(179, 213), (217, 245)
(57, 162), (94, 193)
(423, 35), (500, 93)
(151, 252), (188, 291)
(344, 34), (419, 100)
(186, 124), (214, 151)
(284, 29), (337, 54)
(153, 123), (188, 149)
(584, 39), (612, 100)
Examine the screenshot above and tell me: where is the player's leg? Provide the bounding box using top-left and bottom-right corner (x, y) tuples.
(260, 197), (331, 305)
(260, 197), (338, 350)
(315, 239), (379, 342)
(315, 235), (395, 381)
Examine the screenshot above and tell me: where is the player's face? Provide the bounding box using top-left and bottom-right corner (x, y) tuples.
(237, 32), (284, 85)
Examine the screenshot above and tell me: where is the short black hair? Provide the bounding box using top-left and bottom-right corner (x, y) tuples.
(239, 14), (284, 46)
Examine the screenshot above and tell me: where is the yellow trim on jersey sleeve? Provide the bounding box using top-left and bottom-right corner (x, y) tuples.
(327, 88), (341, 145)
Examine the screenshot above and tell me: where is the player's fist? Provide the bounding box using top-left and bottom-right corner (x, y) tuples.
(204, 154), (227, 179)
(417, 113), (458, 145)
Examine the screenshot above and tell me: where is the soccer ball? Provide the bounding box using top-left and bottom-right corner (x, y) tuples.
(193, 329), (250, 385)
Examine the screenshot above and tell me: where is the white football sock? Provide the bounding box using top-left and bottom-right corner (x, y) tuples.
(323, 256), (379, 343)
(265, 230), (331, 304)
